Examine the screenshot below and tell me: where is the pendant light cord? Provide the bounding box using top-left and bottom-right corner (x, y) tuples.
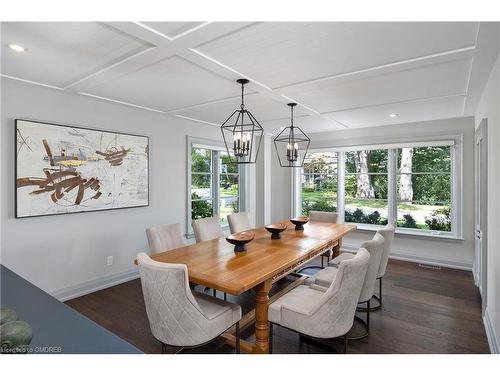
(240, 81), (245, 110)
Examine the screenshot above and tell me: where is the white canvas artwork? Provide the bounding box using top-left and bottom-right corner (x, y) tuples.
(15, 119), (149, 218)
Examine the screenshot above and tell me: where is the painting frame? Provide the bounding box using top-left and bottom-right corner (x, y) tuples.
(15, 118), (150, 219)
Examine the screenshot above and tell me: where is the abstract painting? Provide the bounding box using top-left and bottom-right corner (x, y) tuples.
(15, 119), (149, 218)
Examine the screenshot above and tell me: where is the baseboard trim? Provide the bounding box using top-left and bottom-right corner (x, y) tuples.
(473, 265), (480, 286)
(341, 243), (473, 271)
(484, 308), (499, 354)
(51, 268), (139, 302)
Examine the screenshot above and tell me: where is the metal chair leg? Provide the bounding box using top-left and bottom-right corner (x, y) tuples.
(213, 289), (216, 297)
(162, 343), (166, 354)
(366, 299), (370, 334)
(343, 333), (348, 354)
(297, 250), (330, 273)
(224, 292), (227, 301)
(357, 278), (382, 312)
(269, 322), (273, 354)
(349, 300), (370, 340)
(235, 321), (240, 354)
(379, 277), (383, 305)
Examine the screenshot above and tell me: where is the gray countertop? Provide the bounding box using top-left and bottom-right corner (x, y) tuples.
(1, 264), (142, 354)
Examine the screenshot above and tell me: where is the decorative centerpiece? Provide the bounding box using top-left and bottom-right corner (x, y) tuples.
(290, 216), (309, 230)
(0, 308), (33, 354)
(226, 231), (255, 252)
(265, 223), (287, 239)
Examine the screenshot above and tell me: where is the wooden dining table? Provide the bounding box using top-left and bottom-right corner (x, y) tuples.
(135, 220), (356, 354)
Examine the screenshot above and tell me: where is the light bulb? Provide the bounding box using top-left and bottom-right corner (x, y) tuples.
(9, 44), (25, 52)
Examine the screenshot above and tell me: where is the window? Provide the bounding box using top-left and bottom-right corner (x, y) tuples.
(191, 147), (214, 220)
(219, 151), (239, 225)
(396, 146), (452, 232)
(344, 149), (388, 226)
(301, 152), (338, 215)
(189, 144), (241, 232)
(294, 138), (461, 239)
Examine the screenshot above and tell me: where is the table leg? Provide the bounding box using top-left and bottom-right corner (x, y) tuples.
(332, 238), (342, 259)
(253, 279), (272, 354)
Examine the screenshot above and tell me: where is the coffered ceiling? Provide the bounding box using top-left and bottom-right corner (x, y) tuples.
(2, 21), (499, 134)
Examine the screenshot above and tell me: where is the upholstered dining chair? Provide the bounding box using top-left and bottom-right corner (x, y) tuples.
(299, 210), (339, 271)
(137, 252), (241, 353)
(192, 216), (227, 299)
(192, 216), (224, 243)
(329, 224), (395, 311)
(309, 210), (339, 223)
(268, 248), (370, 353)
(308, 232), (384, 339)
(227, 212), (251, 234)
(146, 223), (185, 254)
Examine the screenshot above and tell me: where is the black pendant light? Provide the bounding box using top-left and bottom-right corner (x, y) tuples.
(273, 103), (310, 168)
(220, 79), (263, 164)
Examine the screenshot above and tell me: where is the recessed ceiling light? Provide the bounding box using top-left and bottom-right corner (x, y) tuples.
(9, 44), (25, 52)
(280, 126), (285, 130)
(389, 113), (399, 118)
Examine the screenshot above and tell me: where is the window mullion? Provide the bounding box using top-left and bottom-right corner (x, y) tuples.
(238, 164), (244, 212)
(388, 148), (397, 225)
(338, 151), (345, 222)
(213, 151), (220, 217)
(451, 144), (458, 237)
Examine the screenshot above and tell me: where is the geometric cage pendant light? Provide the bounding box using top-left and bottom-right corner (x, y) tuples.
(221, 79), (263, 164)
(273, 103), (310, 167)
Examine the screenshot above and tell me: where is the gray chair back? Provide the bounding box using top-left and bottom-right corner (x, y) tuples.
(358, 233), (385, 302)
(227, 212), (251, 234)
(137, 252), (241, 347)
(376, 224), (395, 278)
(309, 210), (339, 223)
(192, 216), (224, 243)
(286, 248), (370, 339)
(146, 223), (185, 254)
(137, 252), (206, 346)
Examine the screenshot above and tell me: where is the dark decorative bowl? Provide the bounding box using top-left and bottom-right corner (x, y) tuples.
(290, 216), (309, 230)
(265, 223), (288, 239)
(226, 231), (255, 252)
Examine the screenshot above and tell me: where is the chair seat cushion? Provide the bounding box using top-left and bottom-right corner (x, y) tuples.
(268, 285), (324, 325)
(309, 266), (339, 288)
(193, 291), (241, 324)
(328, 252), (355, 267)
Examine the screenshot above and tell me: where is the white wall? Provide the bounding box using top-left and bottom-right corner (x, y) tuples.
(475, 51), (500, 353)
(270, 144), (292, 223)
(0, 78), (223, 299)
(272, 117), (476, 270)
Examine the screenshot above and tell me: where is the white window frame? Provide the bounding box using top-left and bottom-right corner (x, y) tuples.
(293, 134), (464, 240)
(295, 151), (340, 218)
(186, 136), (246, 237)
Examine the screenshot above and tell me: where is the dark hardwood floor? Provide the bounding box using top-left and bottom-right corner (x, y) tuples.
(66, 258), (490, 354)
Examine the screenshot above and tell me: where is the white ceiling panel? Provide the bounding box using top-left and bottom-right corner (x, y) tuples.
(328, 95), (465, 129)
(84, 56), (247, 111)
(1, 22), (151, 87)
(142, 22), (204, 39)
(2, 21), (496, 132)
(280, 58), (471, 113)
(262, 115), (346, 135)
(196, 22), (478, 88)
(176, 95), (312, 125)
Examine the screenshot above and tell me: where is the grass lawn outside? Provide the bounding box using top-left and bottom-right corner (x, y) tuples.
(302, 190), (449, 231)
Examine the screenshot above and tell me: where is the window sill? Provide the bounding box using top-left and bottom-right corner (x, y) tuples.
(353, 224), (465, 242)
